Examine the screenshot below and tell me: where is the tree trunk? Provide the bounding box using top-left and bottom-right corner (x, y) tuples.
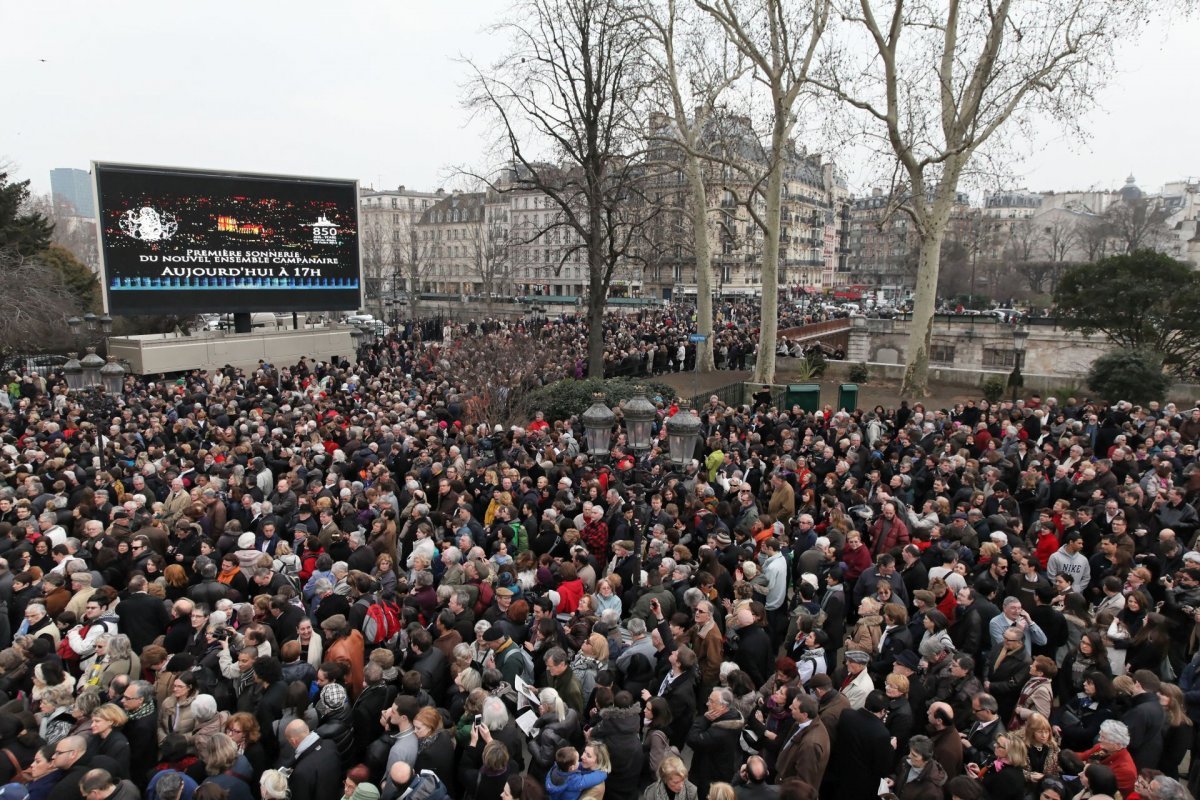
(688, 153), (716, 372)
(751, 144), (784, 386)
(900, 228), (944, 398)
(587, 215), (607, 378)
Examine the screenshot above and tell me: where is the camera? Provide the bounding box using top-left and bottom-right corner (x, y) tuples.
(212, 627), (230, 642)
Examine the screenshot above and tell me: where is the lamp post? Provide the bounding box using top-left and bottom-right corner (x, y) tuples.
(63, 315), (125, 477)
(622, 388), (656, 453)
(1008, 324), (1029, 404)
(582, 393), (616, 461)
(664, 403), (701, 467)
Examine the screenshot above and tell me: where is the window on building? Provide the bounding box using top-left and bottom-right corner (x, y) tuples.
(982, 348), (1017, 368)
(930, 344), (956, 364)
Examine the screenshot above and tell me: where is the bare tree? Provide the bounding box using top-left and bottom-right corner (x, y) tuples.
(468, 193), (513, 300)
(813, 0), (1158, 397)
(1042, 215), (1079, 263)
(1104, 195), (1172, 254)
(0, 248), (80, 355)
(695, 0), (831, 385)
(1075, 214), (1111, 262)
(466, 0), (659, 379)
(639, 0), (745, 372)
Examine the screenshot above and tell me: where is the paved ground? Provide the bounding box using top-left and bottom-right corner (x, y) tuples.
(656, 367), (985, 411)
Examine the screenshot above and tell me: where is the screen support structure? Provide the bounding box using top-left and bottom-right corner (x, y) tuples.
(233, 313), (251, 334)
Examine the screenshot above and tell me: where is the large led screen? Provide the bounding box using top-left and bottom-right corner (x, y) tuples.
(93, 163), (361, 314)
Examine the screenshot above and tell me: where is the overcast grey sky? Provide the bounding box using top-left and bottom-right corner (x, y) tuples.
(3, 2), (1196, 199)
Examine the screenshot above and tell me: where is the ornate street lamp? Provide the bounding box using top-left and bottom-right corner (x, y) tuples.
(665, 404), (701, 466)
(100, 357), (126, 395)
(80, 347), (104, 388)
(581, 393), (615, 459)
(622, 388), (656, 452)
(1009, 325), (1029, 404)
(63, 353), (84, 391)
(359, 323), (376, 347)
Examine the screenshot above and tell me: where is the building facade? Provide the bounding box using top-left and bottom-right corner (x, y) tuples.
(359, 185), (444, 315)
(641, 113), (851, 301)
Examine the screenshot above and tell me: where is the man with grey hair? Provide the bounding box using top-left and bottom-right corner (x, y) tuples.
(688, 687), (744, 799)
(38, 510), (67, 548)
(22, 602), (59, 645)
(988, 596), (1047, 657)
(615, 617), (656, 680)
(346, 528), (376, 573)
(120, 679), (159, 781)
(1146, 776), (1190, 800)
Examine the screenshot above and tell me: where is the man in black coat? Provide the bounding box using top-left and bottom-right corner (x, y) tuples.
(119, 682), (159, 790)
(406, 628), (449, 700)
(46, 736), (93, 800)
(284, 720), (342, 800)
(115, 575), (169, 653)
(687, 687), (745, 800)
(268, 596), (307, 644)
(188, 562), (236, 607)
(819, 569), (847, 673)
(826, 691), (895, 800)
(353, 663), (398, 764)
(587, 698), (644, 800)
(253, 658), (290, 763)
(731, 608), (772, 687)
(1124, 671), (1167, 769)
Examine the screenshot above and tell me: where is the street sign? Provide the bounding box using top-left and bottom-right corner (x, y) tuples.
(688, 333), (709, 343)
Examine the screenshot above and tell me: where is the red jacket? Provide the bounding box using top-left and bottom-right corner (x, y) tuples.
(1034, 531), (1060, 569)
(1075, 745), (1136, 798)
(869, 515), (910, 554)
(842, 542), (873, 582)
(556, 578), (584, 614)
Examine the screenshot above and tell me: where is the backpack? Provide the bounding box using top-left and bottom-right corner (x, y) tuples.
(361, 597), (401, 646)
(497, 643), (534, 685)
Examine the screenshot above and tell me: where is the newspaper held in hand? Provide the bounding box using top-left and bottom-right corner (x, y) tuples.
(515, 707), (540, 737)
(514, 674), (541, 709)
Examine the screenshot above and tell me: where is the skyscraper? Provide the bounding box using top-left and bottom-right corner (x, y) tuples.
(49, 167), (96, 219)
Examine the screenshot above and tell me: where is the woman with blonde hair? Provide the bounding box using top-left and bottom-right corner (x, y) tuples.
(579, 741), (612, 800)
(1157, 683), (1192, 779)
(643, 755), (698, 800)
(90, 702), (132, 778)
(571, 633), (609, 704)
(706, 784), (735, 800)
(846, 597), (883, 653)
(1016, 712), (1060, 789)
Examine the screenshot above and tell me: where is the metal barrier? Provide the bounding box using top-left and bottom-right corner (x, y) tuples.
(687, 380), (745, 409)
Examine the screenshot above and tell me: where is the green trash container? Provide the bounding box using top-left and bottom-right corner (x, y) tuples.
(785, 383), (821, 413)
(837, 383), (859, 411)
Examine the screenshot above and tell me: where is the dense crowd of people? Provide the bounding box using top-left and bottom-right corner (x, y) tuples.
(0, 306), (1197, 800)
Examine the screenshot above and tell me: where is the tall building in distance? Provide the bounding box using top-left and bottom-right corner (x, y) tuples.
(49, 168), (96, 219)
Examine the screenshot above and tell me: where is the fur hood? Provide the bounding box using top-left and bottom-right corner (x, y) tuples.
(597, 703), (642, 734)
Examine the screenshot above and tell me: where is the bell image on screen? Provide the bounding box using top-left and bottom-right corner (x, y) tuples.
(93, 163), (362, 315)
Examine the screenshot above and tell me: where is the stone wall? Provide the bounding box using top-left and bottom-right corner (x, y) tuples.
(858, 316), (1112, 378)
